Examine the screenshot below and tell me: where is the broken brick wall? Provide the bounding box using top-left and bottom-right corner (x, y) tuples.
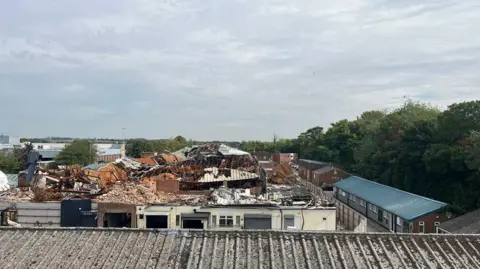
(155, 180), (180, 193)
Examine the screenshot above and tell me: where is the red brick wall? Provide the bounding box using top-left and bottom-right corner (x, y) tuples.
(258, 161), (275, 169)
(272, 153), (293, 164)
(95, 154), (121, 162)
(312, 169), (349, 186)
(155, 180), (180, 193)
(412, 212), (451, 233)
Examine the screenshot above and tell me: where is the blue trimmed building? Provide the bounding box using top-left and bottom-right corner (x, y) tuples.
(334, 176), (451, 233)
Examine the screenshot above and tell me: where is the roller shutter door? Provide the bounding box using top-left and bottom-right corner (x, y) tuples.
(244, 214), (272, 230)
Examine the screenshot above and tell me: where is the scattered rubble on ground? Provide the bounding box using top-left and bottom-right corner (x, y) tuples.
(0, 188), (34, 203)
(0, 143), (267, 205)
(94, 182), (208, 205)
(118, 144), (259, 185)
(210, 186), (266, 205)
(269, 162), (296, 184)
(0, 143), (331, 207)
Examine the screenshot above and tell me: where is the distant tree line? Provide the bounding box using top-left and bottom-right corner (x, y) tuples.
(237, 100), (480, 213)
(10, 100), (480, 213)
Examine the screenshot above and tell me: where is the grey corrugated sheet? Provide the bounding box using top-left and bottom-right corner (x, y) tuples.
(439, 208), (480, 234)
(82, 163), (110, 170)
(313, 166), (334, 174)
(6, 174), (18, 187)
(0, 228), (479, 269)
(36, 149), (61, 159)
(298, 159), (327, 165)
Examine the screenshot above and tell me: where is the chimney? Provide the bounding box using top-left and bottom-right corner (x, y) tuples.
(120, 143), (126, 159)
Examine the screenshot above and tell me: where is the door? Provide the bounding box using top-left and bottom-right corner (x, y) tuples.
(321, 217), (327, 230)
(61, 199), (92, 227)
(244, 214), (272, 230)
(146, 215), (168, 228)
(377, 209), (383, 222)
(181, 213), (209, 229)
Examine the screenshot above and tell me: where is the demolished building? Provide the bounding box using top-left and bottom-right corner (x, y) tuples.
(0, 143), (335, 230)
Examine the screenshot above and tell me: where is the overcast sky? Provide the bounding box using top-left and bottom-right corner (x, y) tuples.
(1, 0), (479, 141)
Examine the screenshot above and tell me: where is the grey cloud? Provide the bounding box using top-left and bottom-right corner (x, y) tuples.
(0, 0), (479, 140)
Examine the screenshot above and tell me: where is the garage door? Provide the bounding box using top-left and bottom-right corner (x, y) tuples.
(244, 214), (272, 230)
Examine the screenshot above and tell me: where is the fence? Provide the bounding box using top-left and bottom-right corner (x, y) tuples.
(299, 180), (335, 205)
(334, 199), (367, 232)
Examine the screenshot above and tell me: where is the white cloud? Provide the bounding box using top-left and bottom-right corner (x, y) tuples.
(0, 0), (479, 140)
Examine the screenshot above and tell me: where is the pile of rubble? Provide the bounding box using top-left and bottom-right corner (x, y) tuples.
(117, 143), (261, 189)
(0, 143), (263, 204)
(0, 188), (34, 203)
(94, 182), (208, 205)
(269, 162), (296, 184)
(210, 186), (265, 205)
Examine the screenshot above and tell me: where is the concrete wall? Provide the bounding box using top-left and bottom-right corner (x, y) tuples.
(335, 200), (367, 231)
(136, 205), (337, 231)
(201, 207), (280, 229)
(97, 203), (137, 228)
(136, 205), (201, 229)
(9, 202), (97, 228)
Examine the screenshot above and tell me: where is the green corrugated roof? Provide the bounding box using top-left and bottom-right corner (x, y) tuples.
(82, 163), (110, 170)
(334, 176), (447, 221)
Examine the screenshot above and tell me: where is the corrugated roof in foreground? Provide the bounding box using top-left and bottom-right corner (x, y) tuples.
(439, 208), (480, 234)
(1, 227), (480, 269)
(334, 176), (447, 221)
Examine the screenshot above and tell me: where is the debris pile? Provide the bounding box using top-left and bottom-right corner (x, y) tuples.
(211, 186), (265, 205)
(0, 188), (34, 203)
(94, 182), (208, 205)
(0, 143), (264, 204)
(116, 143), (261, 190)
(269, 162), (296, 184)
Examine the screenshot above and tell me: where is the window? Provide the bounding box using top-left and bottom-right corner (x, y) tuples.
(219, 216), (234, 227)
(1, 211), (18, 226)
(284, 215), (295, 229)
(396, 217), (401, 226)
(349, 194), (356, 202)
(139, 214), (144, 220)
(419, 221), (425, 233)
(434, 222), (440, 233)
(372, 205), (378, 213)
(176, 215), (180, 227)
(368, 204), (372, 211)
(341, 190), (346, 197)
(360, 200), (366, 207)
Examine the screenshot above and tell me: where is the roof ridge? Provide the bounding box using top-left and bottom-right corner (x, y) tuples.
(350, 176), (446, 205)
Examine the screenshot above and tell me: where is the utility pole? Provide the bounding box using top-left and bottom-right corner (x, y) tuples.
(89, 140), (92, 164)
(121, 128), (126, 142)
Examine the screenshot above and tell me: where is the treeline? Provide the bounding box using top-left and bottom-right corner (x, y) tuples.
(240, 100), (480, 213)
(126, 136), (194, 157)
(7, 100), (480, 213)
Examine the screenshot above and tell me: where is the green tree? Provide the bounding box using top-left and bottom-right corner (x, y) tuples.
(126, 139), (154, 158)
(55, 140), (97, 166)
(0, 155), (20, 173)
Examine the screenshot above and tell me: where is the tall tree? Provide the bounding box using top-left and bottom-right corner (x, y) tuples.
(55, 140), (97, 166)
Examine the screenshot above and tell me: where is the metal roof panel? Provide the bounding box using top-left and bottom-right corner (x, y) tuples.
(334, 176), (447, 220)
(0, 228), (478, 268)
